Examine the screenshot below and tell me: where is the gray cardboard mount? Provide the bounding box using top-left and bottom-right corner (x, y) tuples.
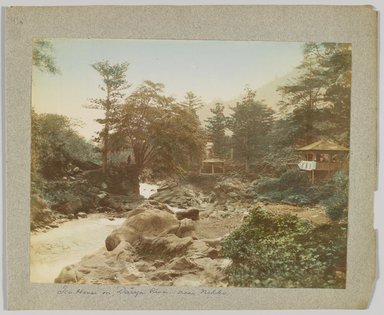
(5, 5), (377, 310)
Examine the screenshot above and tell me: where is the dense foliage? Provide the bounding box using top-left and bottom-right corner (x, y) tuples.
(228, 89), (274, 171)
(205, 103), (228, 158)
(32, 39), (60, 74)
(110, 81), (206, 176)
(322, 171), (349, 220)
(86, 61), (130, 177)
(31, 110), (98, 181)
(222, 207), (347, 288)
(277, 43), (351, 146)
(251, 170), (348, 212)
(180, 91), (204, 113)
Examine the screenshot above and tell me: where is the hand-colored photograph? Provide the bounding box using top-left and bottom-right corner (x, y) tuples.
(30, 39), (350, 288)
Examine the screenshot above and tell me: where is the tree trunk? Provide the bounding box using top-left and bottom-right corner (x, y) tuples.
(124, 165), (140, 195)
(106, 165), (140, 196)
(102, 129), (109, 178)
(306, 86), (314, 144)
(102, 91), (111, 179)
(245, 157), (250, 172)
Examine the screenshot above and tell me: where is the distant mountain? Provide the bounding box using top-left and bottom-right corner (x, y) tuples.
(197, 69), (298, 125)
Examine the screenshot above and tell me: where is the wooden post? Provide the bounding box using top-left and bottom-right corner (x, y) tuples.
(311, 170), (315, 184)
(211, 163), (214, 174)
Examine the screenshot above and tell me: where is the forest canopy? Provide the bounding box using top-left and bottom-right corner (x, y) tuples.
(32, 41), (351, 190)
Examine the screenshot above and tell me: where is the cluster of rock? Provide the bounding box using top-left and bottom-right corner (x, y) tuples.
(149, 176), (251, 205)
(47, 166), (143, 211)
(149, 177), (254, 222)
(213, 177), (249, 202)
(54, 201), (231, 287)
(30, 195), (58, 230)
(31, 165), (144, 231)
(149, 182), (204, 208)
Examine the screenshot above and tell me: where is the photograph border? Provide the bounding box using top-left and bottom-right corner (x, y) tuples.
(5, 5), (377, 310)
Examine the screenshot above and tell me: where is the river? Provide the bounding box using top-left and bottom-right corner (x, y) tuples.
(30, 183), (159, 283)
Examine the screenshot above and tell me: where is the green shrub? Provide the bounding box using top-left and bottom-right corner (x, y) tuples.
(323, 191), (347, 221)
(253, 177), (280, 193)
(279, 169), (310, 190)
(252, 170), (348, 209)
(221, 207), (347, 288)
(283, 189), (312, 205)
(332, 171), (349, 191)
(321, 171), (348, 220)
(263, 190), (284, 202)
(312, 183), (335, 201)
(32, 112), (98, 180)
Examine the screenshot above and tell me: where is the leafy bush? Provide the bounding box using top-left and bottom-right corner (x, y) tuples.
(254, 170), (309, 194)
(283, 187), (312, 204)
(256, 147), (299, 177)
(251, 170), (348, 210)
(32, 112), (98, 180)
(322, 171), (348, 220)
(253, 177), (280, 193)
(332, 171), (349, 191)
(323, 191), (347, 221)
(221, 207), (347, 288)
(260, 190), (284, 202)
(253, 171), (315, 205)
(279, 169), (310, 190)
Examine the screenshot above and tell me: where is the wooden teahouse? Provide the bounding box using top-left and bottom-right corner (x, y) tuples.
(293, 139), (349, 183)
(200, 158), (226, 175)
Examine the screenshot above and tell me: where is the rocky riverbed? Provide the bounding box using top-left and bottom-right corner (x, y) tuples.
(30, 214), (126, 283)
(31, 179), (330, 286)
(30, 183), (157, 283)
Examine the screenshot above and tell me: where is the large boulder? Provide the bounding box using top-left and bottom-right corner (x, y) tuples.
(51, 198), (83, 215)
(214, 177), (247, 202)
(149, 185), (202, 208)
(55, 201), (230, 287)
(138, 234), (195, 256)
(105, 207), (196, 251)
(175, 208), (200, 221)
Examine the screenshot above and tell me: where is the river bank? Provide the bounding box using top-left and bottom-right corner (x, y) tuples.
(31, 179), (335, 286)
(30, 183), (159, 283)
(30, 214), (126, 283)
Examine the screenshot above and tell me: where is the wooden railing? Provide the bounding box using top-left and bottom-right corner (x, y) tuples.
(315, 162), (344, 171)
(288, 161), (344, 171)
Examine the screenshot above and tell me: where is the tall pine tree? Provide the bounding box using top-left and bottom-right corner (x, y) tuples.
(277, 43), (351, 146)
(229, 89), (274, 172)
(86, 61), (130, 177)
(206, 103), (227, 158)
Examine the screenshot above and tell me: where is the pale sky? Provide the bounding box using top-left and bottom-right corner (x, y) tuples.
(32, 39), (304, 140)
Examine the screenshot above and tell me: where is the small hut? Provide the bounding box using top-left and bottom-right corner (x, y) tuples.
(200, 158), (225, 175)
(293, 139), (349, 183)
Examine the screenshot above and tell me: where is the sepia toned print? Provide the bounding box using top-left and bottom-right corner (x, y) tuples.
(31, 39), (350, 289)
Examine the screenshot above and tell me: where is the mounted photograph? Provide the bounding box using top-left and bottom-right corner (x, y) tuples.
(30, 39), (351, 289)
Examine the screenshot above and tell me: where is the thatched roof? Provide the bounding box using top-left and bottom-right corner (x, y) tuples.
(297, 139), (349, 152)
